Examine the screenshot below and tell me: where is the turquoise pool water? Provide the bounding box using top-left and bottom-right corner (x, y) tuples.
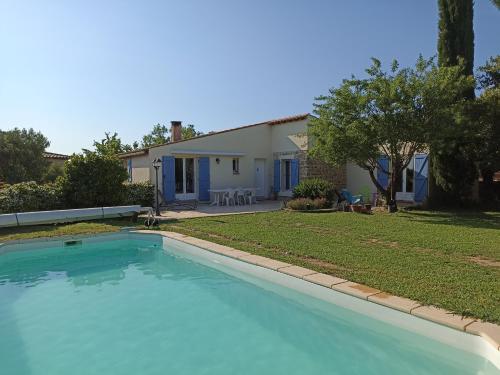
(0, 237), (498, 375)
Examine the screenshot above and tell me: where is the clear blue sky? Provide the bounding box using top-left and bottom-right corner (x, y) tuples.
(1, 1), (499, 154)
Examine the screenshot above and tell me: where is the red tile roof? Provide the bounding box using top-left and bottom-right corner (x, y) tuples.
(43, 152), (70, 160)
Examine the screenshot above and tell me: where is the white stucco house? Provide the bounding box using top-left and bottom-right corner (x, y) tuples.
(119, 114), (428, 204)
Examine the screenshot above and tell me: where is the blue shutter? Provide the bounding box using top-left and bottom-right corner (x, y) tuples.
(198, 157), (210, 201)
(414, 154), (429, 203)
(273, 160), (281, 192)
(377, 156), (389, 190)
(291, 159), (299, 188)
(127, 159), (132, 182)
(162, 156), (175, 202)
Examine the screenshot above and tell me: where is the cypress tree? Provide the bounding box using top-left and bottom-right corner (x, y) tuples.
(429, 0), (478, 206)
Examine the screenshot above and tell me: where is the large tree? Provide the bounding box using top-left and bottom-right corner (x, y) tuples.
(0, 128), (50, 184)
(475, 56), (500, 202)
(309, 56), (474, 203)
(430, 0), (477, 204)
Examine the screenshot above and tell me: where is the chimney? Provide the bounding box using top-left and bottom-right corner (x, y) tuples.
(171, 121), (182, 142)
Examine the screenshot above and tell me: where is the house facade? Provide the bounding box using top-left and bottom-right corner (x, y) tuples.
(120, 114), (345, 202)
(120, 113), (428, 204)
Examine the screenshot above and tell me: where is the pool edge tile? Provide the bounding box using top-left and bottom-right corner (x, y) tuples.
(303, 273), (347, 288)
(466, 322), (500, 351)
(367, 293), (421, 314)
(332, 281), (381, 300)
(278, 265), (317, 278)
(411, 306), (476, 331)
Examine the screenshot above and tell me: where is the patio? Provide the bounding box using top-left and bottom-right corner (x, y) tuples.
(156, 200), (283, 220)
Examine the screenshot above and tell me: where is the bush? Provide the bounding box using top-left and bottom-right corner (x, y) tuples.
(125, 182), (154, 207)
(287, 197), (330, 210)
(292, 178), (336, 203)
(59, 152), (128, 208)
(0, 181), (63, 213)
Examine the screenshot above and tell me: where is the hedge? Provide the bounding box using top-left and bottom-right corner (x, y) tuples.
(0, 181), (63, 214)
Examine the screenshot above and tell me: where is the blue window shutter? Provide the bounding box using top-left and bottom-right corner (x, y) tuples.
(414, 154), (429, 203)
(198, 157), (210, 201)
(377, 156), (389, 190)
(273, 160), (281, 192)
(291, 159), (299, 188)
(127, 159), (132, 182)
(162, 156), (175, 202)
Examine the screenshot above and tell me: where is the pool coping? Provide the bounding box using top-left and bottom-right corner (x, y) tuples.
(131, 229), (500, 353)
(1, 229), (499, 354)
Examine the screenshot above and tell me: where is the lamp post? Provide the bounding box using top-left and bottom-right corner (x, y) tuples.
(152, 158), (162, 216)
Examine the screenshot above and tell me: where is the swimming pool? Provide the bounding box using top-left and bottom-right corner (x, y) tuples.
(0, 232), (498, 374)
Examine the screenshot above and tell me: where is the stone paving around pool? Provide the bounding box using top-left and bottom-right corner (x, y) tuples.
(134, 229), (500, 353)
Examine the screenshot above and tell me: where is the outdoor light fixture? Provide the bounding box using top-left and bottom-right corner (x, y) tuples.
(216, 158), (220, 164)
(152, 158), (162, 216)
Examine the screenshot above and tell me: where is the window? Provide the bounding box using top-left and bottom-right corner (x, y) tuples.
(232, 158), (240, 174)
(394, 157), (415, 193)
(282, 160), (291, 191)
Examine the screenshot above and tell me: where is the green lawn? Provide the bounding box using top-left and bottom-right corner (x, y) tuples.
(1, 210), (499, 323)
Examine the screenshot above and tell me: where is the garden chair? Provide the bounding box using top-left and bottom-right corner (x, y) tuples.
(340, 189), (363, 205)
(224, 189), (236, 206)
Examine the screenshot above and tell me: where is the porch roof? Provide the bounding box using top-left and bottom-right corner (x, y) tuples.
(170, 150), (246, 157)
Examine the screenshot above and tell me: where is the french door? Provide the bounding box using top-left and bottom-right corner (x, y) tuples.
(175, 158), (196, 200)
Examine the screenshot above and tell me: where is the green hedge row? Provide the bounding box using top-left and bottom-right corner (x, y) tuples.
(0, 181), (154, 214)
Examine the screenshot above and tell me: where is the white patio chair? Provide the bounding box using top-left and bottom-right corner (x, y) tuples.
(236, 188), (246, 205)
(224, 189), (236, 206)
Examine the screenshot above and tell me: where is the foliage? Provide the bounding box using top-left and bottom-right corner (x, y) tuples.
(438, 0), (474, 78)
(430, 0), (477, 205)
(125, 181), (155, 207)
(59, 151), (128, 208)
(93, 132), (139, 156)
(181, 124), (203, 140)
(0, 128), (50, 184)
(475, 56), (500, 203)
(287, 198), (329, 210)
(492, 0), (500, 9)
(0, 181), (63, 213)
(309, 56), (474, 202)
(141, 124), (170, 147)
(42, 163), (65, 183)
(292, 178), (336, 203)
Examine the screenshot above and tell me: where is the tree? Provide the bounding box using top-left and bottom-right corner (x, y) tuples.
(430, 0), (477, 204)
(182, 124), (203, 140)
(141, 124), (170, 147)
(0, 128), (50, 184)
(141, 123), (202, 147)
(59, 151), (128, 208)
(93, 132), (139, 155)
(475, 56), (500, 202)
(309, 56), (474, 203)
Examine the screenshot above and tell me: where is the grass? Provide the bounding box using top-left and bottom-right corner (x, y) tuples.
(1, 210), (499, 323)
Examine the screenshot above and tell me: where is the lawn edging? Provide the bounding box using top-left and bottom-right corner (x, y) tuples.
(133, 229), (500, 352)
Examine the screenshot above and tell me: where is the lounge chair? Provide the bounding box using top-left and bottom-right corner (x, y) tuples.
(340, 189), (364, 205)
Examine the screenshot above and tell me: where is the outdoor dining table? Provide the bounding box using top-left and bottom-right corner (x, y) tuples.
(208, 188), (257, 206)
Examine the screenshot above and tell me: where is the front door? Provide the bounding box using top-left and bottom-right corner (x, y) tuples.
(175, 158), (196, 200)
(254, 159), (266, 198)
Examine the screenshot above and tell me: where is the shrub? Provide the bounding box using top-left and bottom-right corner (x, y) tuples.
(287, 197), (330, 210)
(0, 181), (63, 213)
(59, 152), (128, 208)
(292, 178), (336, 203)
(125, 182), (154, 207)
